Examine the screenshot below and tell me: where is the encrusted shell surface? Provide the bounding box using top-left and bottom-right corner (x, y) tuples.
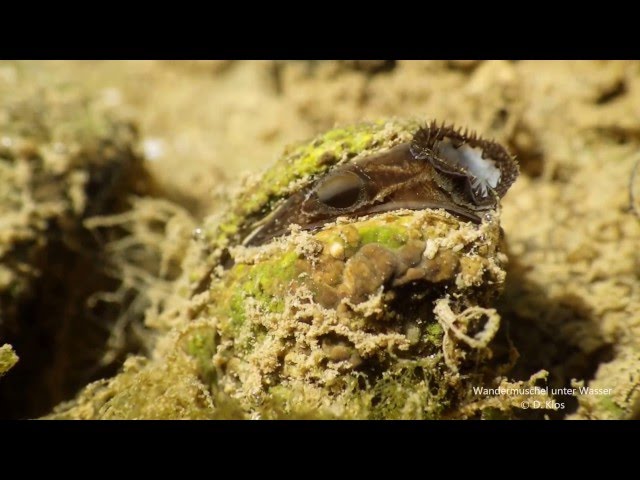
(205, 208), (507, 418)
(183, 119), (516, 418)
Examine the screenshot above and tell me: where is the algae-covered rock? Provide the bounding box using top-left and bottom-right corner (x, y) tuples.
(53, 119), (542, 419)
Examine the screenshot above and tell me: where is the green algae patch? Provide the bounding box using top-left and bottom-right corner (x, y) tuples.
(246, 124), (377, 214)
(425, 322), (444, 346)
(0, 345), (18, 377)
(598, 395), (626, 418)
(182, 327), (218, 386)
(215, 250), (303, 355)
(226, 250), (300, 327)
(357, 224), (408, 249)
(368, 358), (450, 420)
(49, 355), (217, 420)
(241, 250), (299, 303)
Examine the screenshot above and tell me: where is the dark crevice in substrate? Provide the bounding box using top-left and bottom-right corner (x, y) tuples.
(595, 79), (627, 105)
(0, 146), (154, 419)
(496, 254), (613, 420)
(0, 235), (142, 419)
